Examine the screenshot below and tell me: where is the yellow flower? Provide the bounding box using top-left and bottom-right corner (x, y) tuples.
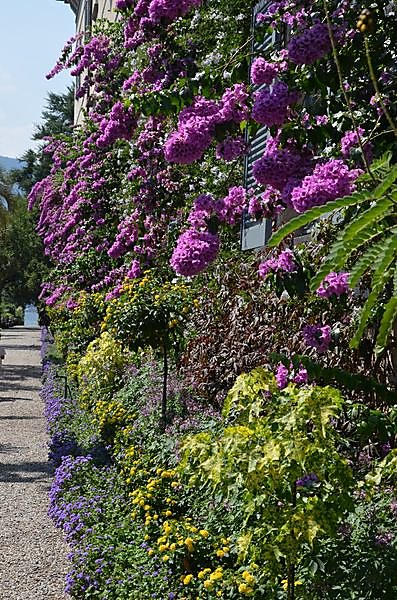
(242, 572), (256, 587)
(199, 529), (209, 538)
(216, 550), (225, 558)
(238, 583), (253, 595)
(210, 570), (223, 582)
(185, 537), (194, 553)
(183, 574), (193, 585)
(281, 579), (303, 591)
(162, 555), (170, 562)
(204, 580), (214, 591)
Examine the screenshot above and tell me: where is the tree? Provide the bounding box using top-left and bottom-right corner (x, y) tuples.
(12, 86), (74, 195)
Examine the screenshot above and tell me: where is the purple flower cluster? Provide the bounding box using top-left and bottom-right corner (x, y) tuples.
(341, 127), (373, 163)
(259, 249), (298, 277)
(70, 35), (111, 77)
(115, 0), (134, 8)
(215, 136), (246, 161)
(275, 361), (308, 389)
(248, 188), (283, 220)
(252, 81), (298, 127)
(302, 323), (332, 353)
(216, 186), (247, 226)
(288, 22), (331, 65)
(290, 159), (360, 213)
(252, 136), (305, 191)
(164, 84), (249, 164)
(108, 211), (139, 259)
(97, 101), (137, 147)
(296, 472), (319, 487)
(148, 0), (201, 23)
(173, 185), (249, 275)
(275, 363), (289, 389)
(317, 271), (350, 299)
(170, 229), (220, 276)
(250, 57), (280, 85)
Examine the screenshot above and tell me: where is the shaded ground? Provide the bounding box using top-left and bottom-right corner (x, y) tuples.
(0, 327), (69, 599)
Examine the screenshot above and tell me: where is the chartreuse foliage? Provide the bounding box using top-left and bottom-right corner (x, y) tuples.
(268, 155), (397, 355)
(102, 272), (195, 356)
(181, 368), (353, 588)
(77, 332), (129, 407)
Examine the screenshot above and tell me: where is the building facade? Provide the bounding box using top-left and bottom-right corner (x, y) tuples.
(57, 0), (118, 122)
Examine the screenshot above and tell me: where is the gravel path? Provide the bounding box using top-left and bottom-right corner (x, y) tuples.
(0, 327), (69, 600)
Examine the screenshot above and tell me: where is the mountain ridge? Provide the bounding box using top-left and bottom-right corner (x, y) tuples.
(0, 156), (24, 171)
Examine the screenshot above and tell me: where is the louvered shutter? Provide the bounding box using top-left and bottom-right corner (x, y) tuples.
(240, 0), (285, 251)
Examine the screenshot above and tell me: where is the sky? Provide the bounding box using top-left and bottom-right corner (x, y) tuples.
(0, 1), (75, 158)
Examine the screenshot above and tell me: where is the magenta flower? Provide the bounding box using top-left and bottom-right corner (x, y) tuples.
(250, 57), (279, 85)
(302, 324), (332, 353)
(317, 272), (350, 299)
(170, 229), (220, 276)
(288, 23), (331, 65)
(258, 249), (298, 278)
(276, 363), (289, 389)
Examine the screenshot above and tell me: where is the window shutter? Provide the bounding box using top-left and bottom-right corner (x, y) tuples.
(85, 0), (93, 33)
(241, 0), (285, 251)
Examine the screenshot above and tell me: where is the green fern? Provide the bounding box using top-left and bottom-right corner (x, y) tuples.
(268, 159), (397, 354)
(268, 188), (373, 247)
(374, 264), (397, 356)
(350, 235), (397, 348)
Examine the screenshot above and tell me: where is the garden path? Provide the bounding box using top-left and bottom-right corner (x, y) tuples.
(0, 327), (69, 600)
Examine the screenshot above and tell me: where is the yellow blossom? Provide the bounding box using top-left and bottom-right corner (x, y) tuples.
(183, 574), (193, 585)
(238, 583), (253, 595)
(242, 572), (256, 586)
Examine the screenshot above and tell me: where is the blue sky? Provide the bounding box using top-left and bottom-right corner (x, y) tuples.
(0, 1), (75, 158)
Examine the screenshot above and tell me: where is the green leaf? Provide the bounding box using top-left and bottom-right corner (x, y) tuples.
(349, 234), (391, 288)
(310, 222), (383, 291)
(310, 199), (394, 290)
(350, 236), (397, 348)
(373, 164), (397, 198)
(268, 189), (372, 248)
(375, 294), (397, 356)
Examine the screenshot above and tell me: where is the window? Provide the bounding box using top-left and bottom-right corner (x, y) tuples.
(241, 0), (286, 251)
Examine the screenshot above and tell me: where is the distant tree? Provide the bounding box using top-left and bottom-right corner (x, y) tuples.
(1, 87), (73, 312)
(0, 196), (47, 307)
(0, 165), (16, 227)
(12, 85), (74, 194)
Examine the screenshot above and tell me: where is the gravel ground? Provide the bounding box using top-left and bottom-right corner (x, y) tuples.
(0, 327), (69, 600)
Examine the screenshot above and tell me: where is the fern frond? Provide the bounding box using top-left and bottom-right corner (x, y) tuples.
(350, 237), (397, 348)
(349, 227), (397, 288)
(375, 295), (397, 356)
(373, 165), (397, 198)
(364, 152), (392, 175)
(310, 199), (394, 290)
(268, 189), (372, 247)
(310, 223), (383, 290)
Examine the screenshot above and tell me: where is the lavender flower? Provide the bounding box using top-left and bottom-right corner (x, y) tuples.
(276, 363), (289, 390)
(302, 323), (332, 353)
(317, 272), (350, 298)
